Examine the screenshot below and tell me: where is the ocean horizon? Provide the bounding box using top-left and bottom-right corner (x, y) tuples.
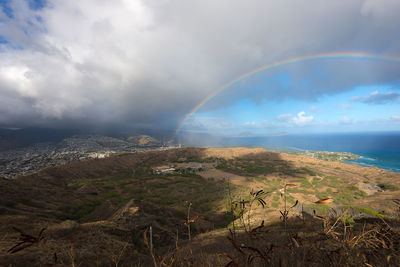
(181, 132), (400, 173)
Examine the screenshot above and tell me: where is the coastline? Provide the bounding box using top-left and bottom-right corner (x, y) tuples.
(345, 155), (400, 173)
(258, 145), (400, 173)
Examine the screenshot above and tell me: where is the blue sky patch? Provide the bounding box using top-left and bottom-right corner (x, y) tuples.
(0, 0), (13, 18)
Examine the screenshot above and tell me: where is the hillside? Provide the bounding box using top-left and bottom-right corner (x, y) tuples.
(125, 135), (161, 147)
(0, 147), (399, 266)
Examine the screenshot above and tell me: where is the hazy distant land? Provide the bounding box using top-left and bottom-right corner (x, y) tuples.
(0, 133), (371, 179)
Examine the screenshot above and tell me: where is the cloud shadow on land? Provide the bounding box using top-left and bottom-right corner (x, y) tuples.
(0, 147), (301, 264)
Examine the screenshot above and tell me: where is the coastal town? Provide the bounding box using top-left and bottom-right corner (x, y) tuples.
(0, 135), (169, 179)
(299, 150), (360, 162)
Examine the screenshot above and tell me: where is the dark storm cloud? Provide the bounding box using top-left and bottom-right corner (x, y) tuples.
(1, 0), (400, 130)
(351, 91), (400, 104)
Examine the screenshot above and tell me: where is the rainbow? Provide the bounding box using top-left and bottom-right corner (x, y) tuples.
(170, 52), (400, 141)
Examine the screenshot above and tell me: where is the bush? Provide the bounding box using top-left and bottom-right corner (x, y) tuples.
(352, 206), (385, 219)
(61, 199), (103, 221)
(301, 179), (313, 188)
(67, 181), (84, 190)
(377, 183), (399, 191)
(346, 185), (359, 191)
(103, 184), (116, 190)
(342, 216), (355, 227)
(297, 167), (317, 176)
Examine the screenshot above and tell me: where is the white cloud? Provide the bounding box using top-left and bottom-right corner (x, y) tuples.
(277, 111), (314, 126)
(292, 111), (314, 126)
(277, 113), (293, 122)
(339, 116), (356, 124)
(244, 121), (256, 126)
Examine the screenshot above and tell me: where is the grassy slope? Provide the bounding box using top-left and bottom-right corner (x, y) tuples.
(0, 147), (399, 266)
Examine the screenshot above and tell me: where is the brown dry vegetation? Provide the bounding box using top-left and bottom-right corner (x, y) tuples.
(0, 147), (399, 266)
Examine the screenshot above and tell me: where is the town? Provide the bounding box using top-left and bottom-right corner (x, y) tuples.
(299, 150), (360, 162)
(0, 135), (170, 179)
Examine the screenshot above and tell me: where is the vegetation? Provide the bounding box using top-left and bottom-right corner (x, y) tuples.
(1, 147), (399, 266)
(377, 183), (400, 191)
(62, 168), (229, 222)
(216, 157), (276, 175)
(351, 206), (385, 219)
(60, 199), (103, 221)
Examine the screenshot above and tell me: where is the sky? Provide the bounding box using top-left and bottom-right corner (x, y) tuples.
(1, 0), (400, 137)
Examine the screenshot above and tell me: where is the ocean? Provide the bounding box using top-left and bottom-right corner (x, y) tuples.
(188, 132), (400, 173)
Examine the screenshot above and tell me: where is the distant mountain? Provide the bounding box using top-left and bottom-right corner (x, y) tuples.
(0, 127), (168, 151)
(0, 127), (79, 151)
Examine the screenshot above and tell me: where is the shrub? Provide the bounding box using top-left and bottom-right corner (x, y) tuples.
(377, 183), (399, 191)
(352, 206), (385, 219)
(301, 179), (313, 188)
(286, 195), (296, 204)
(297, 167), (317, 176)
(67, 181), (84, 190)
(346, 185), (359, 191)
(342, 215), (355, 227)
(305, 203), (330, 216)
(61, 199), (103, 221)
(103, 184), (116, 190)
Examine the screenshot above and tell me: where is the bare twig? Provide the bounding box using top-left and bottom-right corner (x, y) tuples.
(144, 226), (158, 267)
(8, 227), (46, 254)
(68, 245), (76, 267)
(111, 242), (128, 267)
(185, 202), (192, 241)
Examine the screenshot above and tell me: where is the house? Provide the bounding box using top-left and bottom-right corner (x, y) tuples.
(153, 163), (204, 175)
(153, 166), (176, 174)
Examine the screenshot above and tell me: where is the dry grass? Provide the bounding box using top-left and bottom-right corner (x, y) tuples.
(1, 147), (400, 266)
